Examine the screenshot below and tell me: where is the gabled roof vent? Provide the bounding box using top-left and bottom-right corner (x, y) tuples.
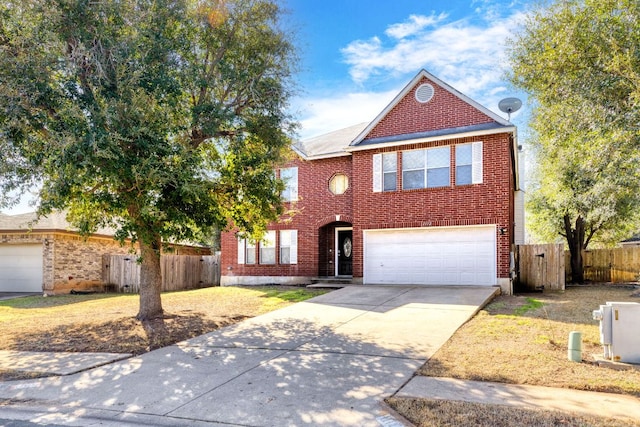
(415, 83), (434, 103)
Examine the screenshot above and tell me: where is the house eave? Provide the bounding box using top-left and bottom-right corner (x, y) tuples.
(0, 228), (117, 241)
(345, 125), (516, 153)
(291, 144), (352, 161)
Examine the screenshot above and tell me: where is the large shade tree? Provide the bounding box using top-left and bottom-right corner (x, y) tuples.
(507, 0), (640, 282)
(0, 0), (297, 318)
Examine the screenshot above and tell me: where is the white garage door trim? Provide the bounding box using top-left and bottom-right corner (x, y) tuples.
(0, 244), (44, 292)
(363, 225), (497, 286)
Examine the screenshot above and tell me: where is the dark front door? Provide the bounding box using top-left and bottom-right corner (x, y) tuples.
(337, 230), (353, 276)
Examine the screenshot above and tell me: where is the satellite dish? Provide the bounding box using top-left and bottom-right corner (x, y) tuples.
(498, 97), (522, 121)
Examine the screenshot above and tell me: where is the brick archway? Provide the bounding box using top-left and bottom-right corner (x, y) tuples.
(315, 214), (353, 228)
(317, 219), (353, 277)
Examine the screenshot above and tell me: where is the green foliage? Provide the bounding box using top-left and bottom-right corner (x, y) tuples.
(514, 298), (544, 316)
(261, 288), (327, 303)
(0, 0), (296, 242)
(0, 294), (116, 309)
(0, 0), (298, 318)
(508, 0), (640, 249)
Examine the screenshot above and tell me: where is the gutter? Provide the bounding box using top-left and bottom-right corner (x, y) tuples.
(346, 125), (517, 153)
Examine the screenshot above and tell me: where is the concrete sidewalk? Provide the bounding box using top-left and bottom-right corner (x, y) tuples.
(397, 376), (640, 423)
(0, 285), (497, 427)
(0, 351), (132, 376)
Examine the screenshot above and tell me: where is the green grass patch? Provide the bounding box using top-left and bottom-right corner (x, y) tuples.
(262, 288), (322, 302)
(514, 297), (544, 316)
(0, 293), (118, 309)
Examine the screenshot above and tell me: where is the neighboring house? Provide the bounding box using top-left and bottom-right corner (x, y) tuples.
(0, 211), (209, 294)
(221, 69), (524, 294)
(620, 235), (640, 247)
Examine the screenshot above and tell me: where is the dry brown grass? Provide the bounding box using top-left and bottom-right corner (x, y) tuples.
(0, 286), (326, 380)
(418, 284), (640, 396)
(386, 397), (640, 427)
(389, 285), (640, 427)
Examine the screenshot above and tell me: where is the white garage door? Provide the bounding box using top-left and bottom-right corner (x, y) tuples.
(0, 244), (43, 292)
(364, 226), (496, 286)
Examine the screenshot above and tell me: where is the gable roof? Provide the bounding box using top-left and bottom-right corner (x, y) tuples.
(349, 69), (513, 149)
(0, 211), (117, 237)
(291, 69), (518, 161)
(292, 122), (366, 160)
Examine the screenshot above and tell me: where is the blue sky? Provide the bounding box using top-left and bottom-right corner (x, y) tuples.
(284, 0), (533, 139)
(3, 0), (533, 215)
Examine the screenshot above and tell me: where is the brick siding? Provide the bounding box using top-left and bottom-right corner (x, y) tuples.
(221, 72), (516, 285)
(351, 133), (514, 278)
(221, 155), (353, 278)
(366, 76), (494, 139)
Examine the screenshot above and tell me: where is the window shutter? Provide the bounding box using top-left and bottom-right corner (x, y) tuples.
(372, 153), (382, 192)
(472, 142), (483, 184)
(290, 230), (298, 264)
(237, 237), (245, 264)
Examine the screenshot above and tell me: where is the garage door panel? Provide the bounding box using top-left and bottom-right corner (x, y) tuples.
(364, 226), (496, 286)
(0, 244), (43, 292)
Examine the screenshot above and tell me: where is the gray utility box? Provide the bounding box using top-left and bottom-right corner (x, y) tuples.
(593, 302), (640, 364)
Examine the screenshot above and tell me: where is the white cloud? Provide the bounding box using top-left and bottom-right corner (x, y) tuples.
(293, 89), (399, 139)
(385, 13), (448, 39)
(296, 6), (529, 138)
(341, 11), (527, 110)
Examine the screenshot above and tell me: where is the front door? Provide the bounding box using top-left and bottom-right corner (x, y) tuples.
(337, 229), (353, 276)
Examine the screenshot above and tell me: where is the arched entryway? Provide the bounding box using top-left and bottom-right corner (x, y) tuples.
(318, 221), (352, 277)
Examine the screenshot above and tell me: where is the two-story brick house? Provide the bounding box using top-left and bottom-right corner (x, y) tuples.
(221, 69), (524, 294)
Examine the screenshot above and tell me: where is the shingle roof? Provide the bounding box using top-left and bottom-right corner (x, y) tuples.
(292, 122), (367, 159)
(0, 211), (116, 236)
(354, 122), (511, 147)
(622, 234), (640, 243)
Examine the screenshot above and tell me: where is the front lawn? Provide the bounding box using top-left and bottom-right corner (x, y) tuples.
(388, 284), (640, 426)
(0, 286), (327, 380)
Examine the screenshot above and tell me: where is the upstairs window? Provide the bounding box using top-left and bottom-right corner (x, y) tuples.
(383, 153), (397, 191)
(455, 142), (483, 185)
(402, 146), (450, 189)
(372, 152), (397, 192)
(280, 167), (298, 202)
(329, 173), (349, 195)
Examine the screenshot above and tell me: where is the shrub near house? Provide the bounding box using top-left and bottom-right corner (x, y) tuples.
(221, 69), (524, 293)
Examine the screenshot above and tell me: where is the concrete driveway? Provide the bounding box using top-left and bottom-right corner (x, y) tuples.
(0, 292), (40, 301)
(0, 285), (498, 427)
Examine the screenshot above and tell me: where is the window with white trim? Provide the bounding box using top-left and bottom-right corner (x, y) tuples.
(372, 152), (397, 192)
(279, 230), (298, 264)
(383, 153), (397, 191)
(455, 142), (483, 185)
(329, 173), (349, 195)
(280, 167), (298, 202)
(402, 146), (450, 189)
(260, 231), (276, 264)
(238, 237), (256, 265)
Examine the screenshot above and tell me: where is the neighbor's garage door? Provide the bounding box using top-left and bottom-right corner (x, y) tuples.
(364, 226), (496, 286)
(0, 244), (43, 292)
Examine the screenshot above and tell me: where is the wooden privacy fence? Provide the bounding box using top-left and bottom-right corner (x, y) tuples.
(566, 247), (640, 283)
(515, 244), (565, 292)
(102, 254), (220, 292)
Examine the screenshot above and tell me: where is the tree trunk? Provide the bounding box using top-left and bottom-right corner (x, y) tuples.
(137, 234), (164, 320)
(564, 214), (585, 283)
